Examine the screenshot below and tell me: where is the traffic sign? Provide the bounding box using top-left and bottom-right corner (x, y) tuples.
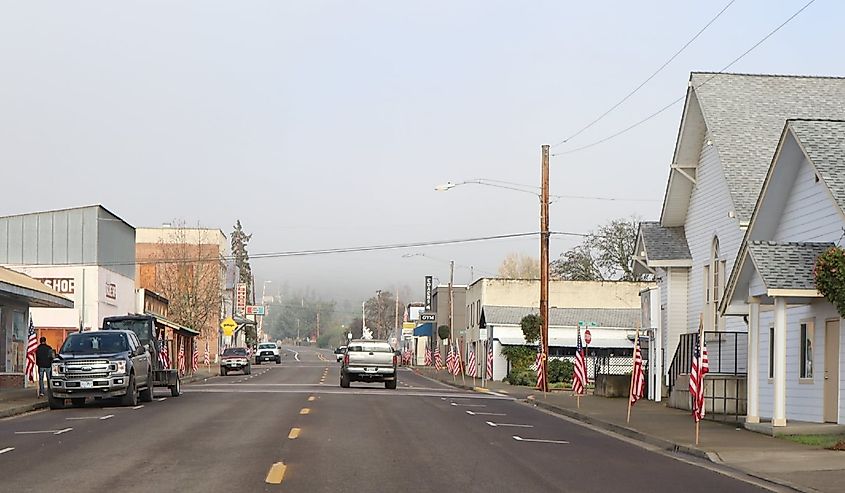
(584, 329), (592, 345)
(220, 317), (238, 337)
(420, 312), (436, 322)
(245, 305), (265, 316)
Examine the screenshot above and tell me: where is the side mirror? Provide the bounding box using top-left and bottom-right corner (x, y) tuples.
(136, 346), (146, 356)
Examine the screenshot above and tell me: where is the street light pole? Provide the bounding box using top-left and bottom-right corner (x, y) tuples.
(539, 144), (550, 393)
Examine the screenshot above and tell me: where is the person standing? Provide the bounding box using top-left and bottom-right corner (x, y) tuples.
(35, 337), (55, 397)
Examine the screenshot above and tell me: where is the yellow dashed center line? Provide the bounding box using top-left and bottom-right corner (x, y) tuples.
(265, 462), (287, 484)
(288, 427), (301, 439)
(300, 408), (310, 415)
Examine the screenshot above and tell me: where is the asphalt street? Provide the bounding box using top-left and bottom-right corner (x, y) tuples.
(0, 346), (778, 492)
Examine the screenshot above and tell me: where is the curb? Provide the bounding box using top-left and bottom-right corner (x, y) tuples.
(0, 401), (48, 419)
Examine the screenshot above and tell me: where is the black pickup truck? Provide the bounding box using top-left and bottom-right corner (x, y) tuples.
(48, 330), (153, 409)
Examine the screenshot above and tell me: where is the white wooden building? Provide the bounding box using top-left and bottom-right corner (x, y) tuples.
(725, 119), (845, 425)
(633, 73), (845, 409)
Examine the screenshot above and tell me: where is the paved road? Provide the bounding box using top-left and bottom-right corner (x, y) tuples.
(0, 346), (778, 492)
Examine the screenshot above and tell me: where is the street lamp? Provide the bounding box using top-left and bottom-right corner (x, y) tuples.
(434, 146), (551, 393)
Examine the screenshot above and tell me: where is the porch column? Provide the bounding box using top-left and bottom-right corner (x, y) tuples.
(746, 301), (760, 423)
(773, 297), (787, 427)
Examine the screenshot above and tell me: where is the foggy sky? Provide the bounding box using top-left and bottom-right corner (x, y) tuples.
(2, 1), (842, 308)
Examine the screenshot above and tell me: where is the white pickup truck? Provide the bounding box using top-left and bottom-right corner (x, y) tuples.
(340, 339), (398, 389)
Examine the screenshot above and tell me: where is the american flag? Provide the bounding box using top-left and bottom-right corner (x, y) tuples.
(446, 345), (455, 373)
(424, 341), (432, 365)
(629, 338), (645, 405)
(689, 333), (709, 422)
(203, 339), (210, 367)
(486, 341), (493, 380)
(158, 335), (171, 368)
(573, 327), (587, 395)
(191, 339), (199, 374)
(466, 346), (478, 378)
(177, 339), (186, 376)
(451, 344), (461, 376)
(434, 346), (443, 369)
(25, 317), (38, 382)
(535, 350), (546, 390)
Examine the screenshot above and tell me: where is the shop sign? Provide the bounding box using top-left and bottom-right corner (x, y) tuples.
(36, 277), (75, 294)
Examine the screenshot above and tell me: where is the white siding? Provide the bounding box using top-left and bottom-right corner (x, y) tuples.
(757, 301), (839, 423)
(773, 157), (845, 243)
(658, 269), (669, 374)
(684, 133), (746, 333)
(665, 267), (689, 373)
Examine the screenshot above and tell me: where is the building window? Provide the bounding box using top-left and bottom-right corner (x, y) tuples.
(769, 326), (775, 379)
(799, 321), (814, 379)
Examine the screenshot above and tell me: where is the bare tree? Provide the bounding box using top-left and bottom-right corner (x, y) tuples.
(497, 252), (540, 279)
(153, 224), (224, 340)
(551, 216), (648, 282)
(551, 243), (604, 281)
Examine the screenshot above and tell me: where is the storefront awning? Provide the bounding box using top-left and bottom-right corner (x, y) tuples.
(413, 323), (434, 337)
(146, 312), (200, 336)
(0, 266), (74, 308)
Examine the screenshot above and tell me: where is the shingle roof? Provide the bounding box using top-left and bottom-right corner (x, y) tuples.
(690, 73), (845, 222)
(481, 306), (640, 328)
(639, 221), (691, 261)
(747, 241), (833, 290)
(788, 119), (845, 213)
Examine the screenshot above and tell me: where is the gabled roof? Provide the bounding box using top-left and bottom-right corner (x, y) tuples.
(481, 306), (640, 328)
(747, 242), (832, 291)
(639, 222), (691, 261)
(662, 73), (845, 225)
(789, 119), (845, 212)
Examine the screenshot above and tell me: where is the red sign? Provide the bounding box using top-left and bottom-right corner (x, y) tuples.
(584, 329), (592, 345)
(236, 283), (247, 314)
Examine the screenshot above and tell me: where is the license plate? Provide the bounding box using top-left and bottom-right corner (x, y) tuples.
(365, 368), (377, 373)
(80, 381), (93, 389)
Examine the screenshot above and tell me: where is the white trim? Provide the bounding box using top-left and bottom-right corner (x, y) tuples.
(766, 289), (822, 298)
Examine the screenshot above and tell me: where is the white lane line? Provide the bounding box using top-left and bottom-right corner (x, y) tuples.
(15, 428), (73, 435)
(466, 410), (506, 416)
(131, 405), (144, 410)
(450, 402), (486, 408)
(99, 414), (114, 420)
(512, 435), (568, 444)
(66, 417), (97, 420)
(0, 447), (14, 455)
(486, 421), (533, 428)
(155, 397), (167, 402)
(282, 348), (300, 362)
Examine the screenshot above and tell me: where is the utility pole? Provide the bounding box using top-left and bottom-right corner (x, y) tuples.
(448, 259), (455, 351)
(316, 310), (320, 344)
(539, 144), (550, 393)
(394, 286), (400, 344)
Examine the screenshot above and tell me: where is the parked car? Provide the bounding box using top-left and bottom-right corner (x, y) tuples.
(220, 347), (251, 376)
(48, 330), (153, 409)
(255, 342), (281, 364)
(340, 340), (398, 389)
(334, 346), (347, 362)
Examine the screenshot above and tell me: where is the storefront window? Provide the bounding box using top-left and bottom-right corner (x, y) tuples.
(12, 311), (26, 373)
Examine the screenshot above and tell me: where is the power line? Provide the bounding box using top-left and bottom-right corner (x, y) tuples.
(551, 0), (736, 148)
(552, 0), (817, 157)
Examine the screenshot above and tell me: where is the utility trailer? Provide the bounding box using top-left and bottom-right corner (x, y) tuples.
(102, 315), (182, 396)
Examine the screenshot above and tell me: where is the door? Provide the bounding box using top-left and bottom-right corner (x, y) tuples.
(824, 320), (840, 423)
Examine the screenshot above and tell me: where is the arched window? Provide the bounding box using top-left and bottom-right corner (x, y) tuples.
(706, 236), (725, 331)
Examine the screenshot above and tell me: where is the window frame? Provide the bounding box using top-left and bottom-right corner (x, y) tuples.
(799, 319), (814, 382)
(768, 325), (775, 380)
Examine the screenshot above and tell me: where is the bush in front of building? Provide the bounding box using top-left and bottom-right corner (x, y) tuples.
(506, 369), (536, 386)
(547, 358), (573, 384)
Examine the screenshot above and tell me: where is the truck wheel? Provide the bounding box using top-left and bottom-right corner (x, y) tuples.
(385, 380), (397, 390)
(121, 375), (139, 407)
(340, 373), (350, 388)
(71, 397), (85, 408)
(275, 357), (281, 364)
(170, 377), (181, 397)
(48, 392), (65, 410)
(140, 373), (154, 402)
(221, 367), (227, 376)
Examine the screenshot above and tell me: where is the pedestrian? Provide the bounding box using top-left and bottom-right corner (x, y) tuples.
(35, 337), (55, 398)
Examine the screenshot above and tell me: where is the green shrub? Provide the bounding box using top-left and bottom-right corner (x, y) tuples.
(547, 358), (574, 383)
(506, 369), (536, 386)
(500, 345), (536, 371)
(438, 325), (450, 340)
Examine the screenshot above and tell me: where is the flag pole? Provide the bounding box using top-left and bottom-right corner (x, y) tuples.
(626, 325), (640, 424)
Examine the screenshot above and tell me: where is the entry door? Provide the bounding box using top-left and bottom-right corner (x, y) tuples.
(824, 320), (841, 423)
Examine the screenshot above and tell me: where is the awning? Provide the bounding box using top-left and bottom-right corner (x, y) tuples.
(0, 266), (74, 308)
(495, 336), (633, 349)
(413, 323), (434, 337)
(146, 312), (200, 336)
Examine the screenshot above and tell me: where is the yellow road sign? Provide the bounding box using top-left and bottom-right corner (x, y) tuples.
(220, 317), (237, 336)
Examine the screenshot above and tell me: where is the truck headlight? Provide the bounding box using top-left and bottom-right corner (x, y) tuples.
(51, 363), (64, 377)
(111, 361), (127, 374)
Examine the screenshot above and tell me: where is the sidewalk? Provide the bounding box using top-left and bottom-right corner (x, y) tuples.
(0, 368), (218, 419)
(414, 367), (845, 493)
